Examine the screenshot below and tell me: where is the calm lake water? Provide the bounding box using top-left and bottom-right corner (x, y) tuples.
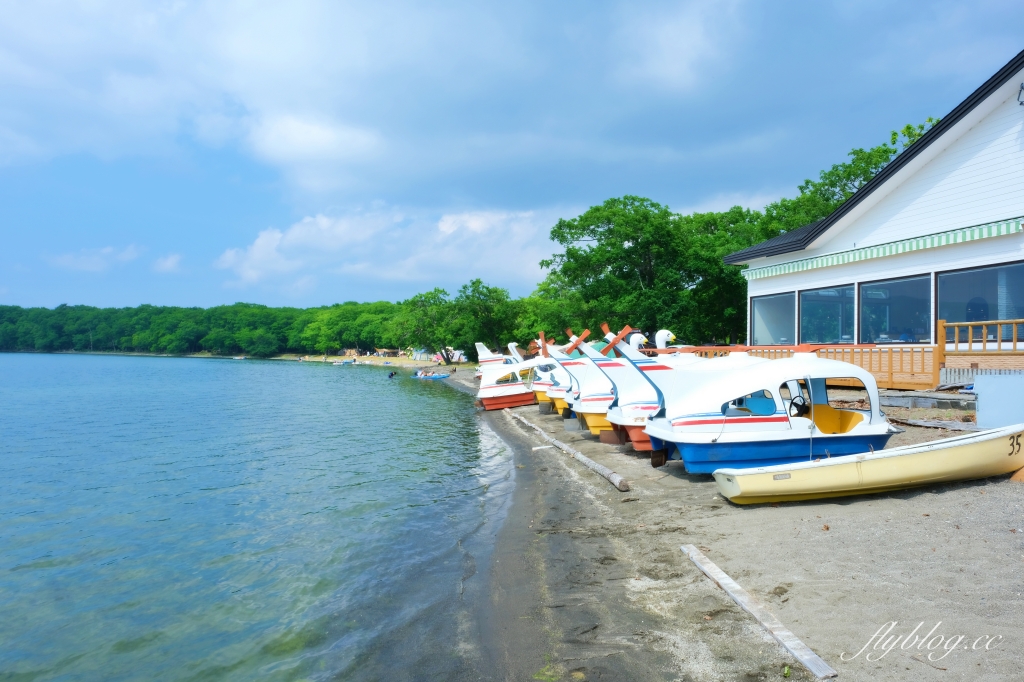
(0, 354), (512, 681)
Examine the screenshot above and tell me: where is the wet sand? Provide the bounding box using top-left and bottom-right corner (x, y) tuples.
(450, 373), (1024, 681)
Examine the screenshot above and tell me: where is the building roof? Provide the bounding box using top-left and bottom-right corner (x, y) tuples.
(724, 48), (1024, 266)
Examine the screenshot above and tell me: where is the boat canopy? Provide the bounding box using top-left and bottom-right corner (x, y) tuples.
(661, 353), (881, 423)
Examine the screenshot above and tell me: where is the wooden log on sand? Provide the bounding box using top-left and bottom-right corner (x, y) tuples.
(680, 544), (838, 679)
(505, 410), (630, 492)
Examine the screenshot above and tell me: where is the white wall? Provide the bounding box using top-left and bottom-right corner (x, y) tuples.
(747, 231), (1024, 298)
(752, 69), (1024, 273)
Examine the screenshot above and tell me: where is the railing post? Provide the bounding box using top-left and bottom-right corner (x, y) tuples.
(934, 320), (946, 388)
(887, 348), (894, 388)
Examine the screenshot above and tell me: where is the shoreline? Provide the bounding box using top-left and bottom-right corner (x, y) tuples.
(447, 371), (1023, 681)
(0, 349), (468, 367)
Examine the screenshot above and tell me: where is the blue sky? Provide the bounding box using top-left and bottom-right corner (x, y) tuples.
(1, 1), (1023, 308)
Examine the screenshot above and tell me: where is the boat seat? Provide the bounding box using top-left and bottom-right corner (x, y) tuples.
(742, 397), (777, 415)
(811, 404), (864, 434)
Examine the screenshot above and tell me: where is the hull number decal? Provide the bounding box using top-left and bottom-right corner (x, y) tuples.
(1009, 433), (1022, 456)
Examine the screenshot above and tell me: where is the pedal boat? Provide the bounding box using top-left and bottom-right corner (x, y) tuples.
(599, 331), (768, 455)
(475, 349), (555, 410)
(474, 342), (520, 379)
(588, 331), (705, 449)
(644, 354), (897, 473)
(548, 342), (617, 435)
(523, 361), (570, 405)
(713, 423), (1024, 504)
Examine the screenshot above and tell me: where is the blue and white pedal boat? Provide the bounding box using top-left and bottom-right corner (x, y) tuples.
(643, 354), (898, 473)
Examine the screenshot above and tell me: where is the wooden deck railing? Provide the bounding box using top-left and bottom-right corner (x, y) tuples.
(634, 319), (1024, 389)
(643, 342), (943, 390)
(942, 318), (1024, 354)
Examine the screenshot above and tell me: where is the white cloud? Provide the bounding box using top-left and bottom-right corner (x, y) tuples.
(0, 2), (749, 188)
(248, 115), (379, 164)
(437, 210), (529, 235)
(46, 245), (141, 272)
(216, 206), (567, 295)
(153, 253), (182, 273)
(611, 1), (741, 92)
(216, 229), (303, 285)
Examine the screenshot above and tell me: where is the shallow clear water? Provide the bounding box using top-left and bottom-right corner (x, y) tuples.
(0, 354), (512, 681)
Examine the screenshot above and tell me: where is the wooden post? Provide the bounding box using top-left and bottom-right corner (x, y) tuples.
(680, 545), (838, 679)
(506, 410), (630, 491)
(934, 320), (946, 388)
(539, 331), (548, 357)
(887, 347), (894, 388)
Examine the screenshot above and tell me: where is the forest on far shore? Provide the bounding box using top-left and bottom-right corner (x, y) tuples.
(0, 120), (937, 362)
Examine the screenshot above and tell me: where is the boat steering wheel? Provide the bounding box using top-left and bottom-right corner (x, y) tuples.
(789, 395), (810, 418)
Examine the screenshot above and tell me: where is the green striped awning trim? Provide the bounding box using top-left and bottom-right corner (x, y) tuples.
(741, 217), (1024, 281)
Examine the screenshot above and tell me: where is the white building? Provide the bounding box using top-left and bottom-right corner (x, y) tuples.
(726, 49), (1024, 359)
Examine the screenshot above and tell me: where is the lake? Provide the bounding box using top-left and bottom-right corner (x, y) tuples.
(0, 353), (512, 681)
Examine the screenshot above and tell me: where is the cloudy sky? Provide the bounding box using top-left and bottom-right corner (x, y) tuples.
(1, 1), (1022, 308)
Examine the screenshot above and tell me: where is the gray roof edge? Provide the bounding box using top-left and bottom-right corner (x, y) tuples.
(724, 47), (1024, 266)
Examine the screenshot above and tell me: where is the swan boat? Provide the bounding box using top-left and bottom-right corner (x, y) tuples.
(474, 342), (520, 379)
(713, 424), (1024, 504)
(475, 345), (555, 410)
(520, 340), (572, 406)
(593, 327), (770, 457)
(589, 330), (704, 449)
(547, 339), (620, 435)
(542, 334), (585, 414)
(644, 354), (898, 473)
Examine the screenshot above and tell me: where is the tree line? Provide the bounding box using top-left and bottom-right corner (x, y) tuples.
(0, 120), (936, 362)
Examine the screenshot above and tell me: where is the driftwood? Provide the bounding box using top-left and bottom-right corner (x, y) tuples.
(681, 544), (838, 680)
(505, 410), (630, 492)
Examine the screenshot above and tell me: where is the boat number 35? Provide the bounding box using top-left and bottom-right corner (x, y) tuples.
(1009, 434), (1022, 456)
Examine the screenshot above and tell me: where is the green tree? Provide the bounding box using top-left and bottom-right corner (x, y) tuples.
(541, 196), (689, 335)
(386, 288), (461, 364)
(451, 279), (522, 359)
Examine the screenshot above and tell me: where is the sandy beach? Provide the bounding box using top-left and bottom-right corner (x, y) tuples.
(448, 371), (1023, 681)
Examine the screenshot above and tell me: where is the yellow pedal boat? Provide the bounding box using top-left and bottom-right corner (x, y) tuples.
(713, 424), (1024, 504)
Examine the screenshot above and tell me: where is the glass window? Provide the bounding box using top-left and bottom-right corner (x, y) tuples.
(800, 286), (854, 344)
(751, 293), (795, 345)
(860, 276), (931, 343)
(939, 262), (1024, 324)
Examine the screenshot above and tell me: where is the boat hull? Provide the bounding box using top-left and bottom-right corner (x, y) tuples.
(714, 425), (1024, 504)
(665, 433), (894, 474)
(552, 397), (569, 412)
(534, 391), (552, 403)
(577, 411), (613, 435)
(624, 425), (654, 451)
(479, 392), (537, 411)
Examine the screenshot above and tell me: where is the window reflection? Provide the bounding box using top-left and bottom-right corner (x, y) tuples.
(859, 276), (931, 343)
(939, 262), (1024, 341)
(800, 286), (854, 343)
